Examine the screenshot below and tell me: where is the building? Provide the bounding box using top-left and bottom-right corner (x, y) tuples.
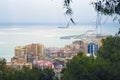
(12, 43), (45, 63)
(33, 60), (54, 69)
(25, 54), (35, 63)
(14, 46), (26, 58)
(26, 43), (44, 60)
(87, 42), (98, 55)
(64, 40), (86, 54)
(6, 62), (32, 70)
(72, 40), (86, 53)
(11, 57), (26, 63)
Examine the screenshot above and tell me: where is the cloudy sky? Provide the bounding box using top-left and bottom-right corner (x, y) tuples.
(0, 0), (97, 24)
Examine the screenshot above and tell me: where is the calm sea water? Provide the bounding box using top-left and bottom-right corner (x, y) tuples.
(0, 23), (119, 61)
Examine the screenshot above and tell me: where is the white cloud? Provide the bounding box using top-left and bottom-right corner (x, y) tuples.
(2, 28), (23, 31)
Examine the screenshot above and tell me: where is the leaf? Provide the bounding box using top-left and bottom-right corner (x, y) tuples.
(118, 28), (120, 34)
(70, 18), (75, 25)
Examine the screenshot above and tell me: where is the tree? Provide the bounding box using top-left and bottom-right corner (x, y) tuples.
(63, 0), (120, 23)
(93, 0), (120, 24)
(0, 61), (55, 80)
(98, 35), (120, 62)
(63, 0), (72, 16)
(97, 34), (120, 79)
(63, 0), (75, 26)
(93, 0), (120, 15)
(61, 52), (108, 80)
(61, 35), (120, 80)
(63, 0), (120, 36)
(39, 68), (55, 80)
(0, 58), (6, 71)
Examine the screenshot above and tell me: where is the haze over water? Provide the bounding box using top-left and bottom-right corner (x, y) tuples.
(0, 23), (119, 61)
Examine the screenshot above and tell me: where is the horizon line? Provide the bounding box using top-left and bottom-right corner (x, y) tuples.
(0, 22), (118, 26)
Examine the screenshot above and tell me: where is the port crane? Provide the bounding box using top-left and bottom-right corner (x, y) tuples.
(60, 28), (105, 41)
(60, 10), (106, 40)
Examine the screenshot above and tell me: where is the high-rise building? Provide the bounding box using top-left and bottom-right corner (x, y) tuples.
(14, 46), (26, 58)
(26, 43), (44, 57)
(72, 40), (86, 53)
(13, 43), (45, 63)
(87, 42), (98, 55)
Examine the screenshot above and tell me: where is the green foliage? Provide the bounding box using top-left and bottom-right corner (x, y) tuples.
(63, 0), (120, 23)
(64, 0), (120, 16)
(98, 35), (120, 62)
(92, 0), (120, 23)
(39, 68), (55, 80)
(63, 0), (76, 26)
(62, 52), (96, 80)
(63, 0), (72, 16)
(93, 0), (120, 15)
(62, 35), (120, 80)
(0, 59), (55, 80)
(0, 58), (6, 71)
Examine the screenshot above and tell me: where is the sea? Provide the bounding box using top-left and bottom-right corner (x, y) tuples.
(0, 23), (119, 61)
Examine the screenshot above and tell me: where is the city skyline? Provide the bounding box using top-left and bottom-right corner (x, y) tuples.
(0, 0), (119, 62)
(0, 24), (119, 61)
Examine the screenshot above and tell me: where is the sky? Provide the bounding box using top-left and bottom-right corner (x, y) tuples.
(0, 0), (97, 24)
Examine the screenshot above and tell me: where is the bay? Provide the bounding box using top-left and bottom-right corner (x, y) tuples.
(0, 23), (119, 61)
